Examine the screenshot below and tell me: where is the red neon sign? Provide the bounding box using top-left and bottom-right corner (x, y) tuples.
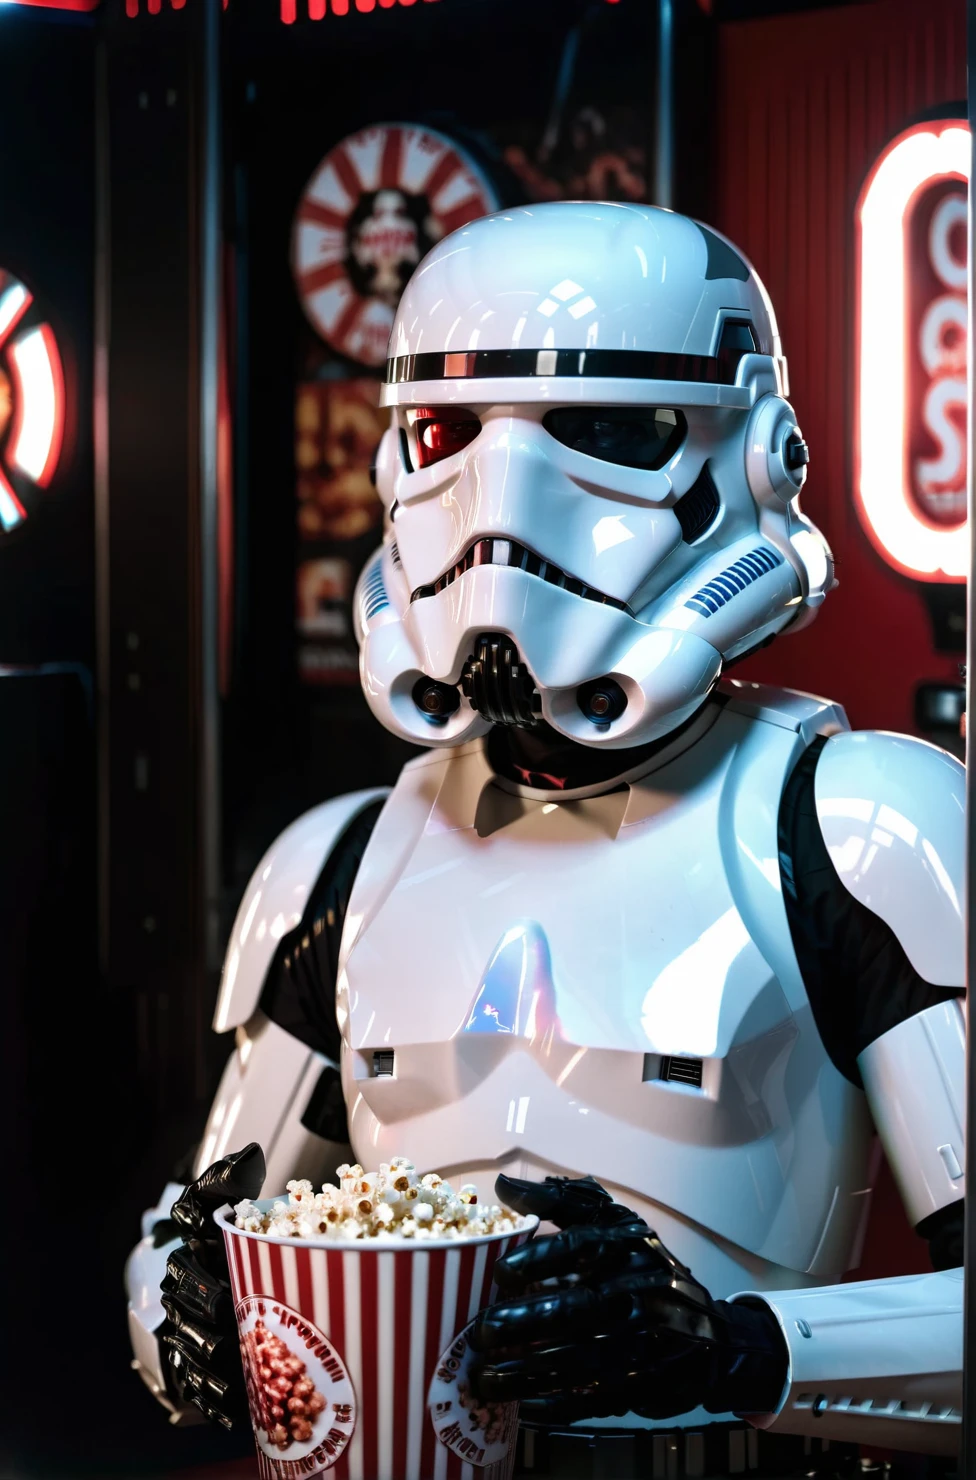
(0, 271), (65, 534)
(280, 0), (437, 19)
(1, 0), (99, 10)
(125, 0), (225, 14)
(906, 180), (967, 528)
(121, 0), (438, 19)
(855, 120), (970, 581)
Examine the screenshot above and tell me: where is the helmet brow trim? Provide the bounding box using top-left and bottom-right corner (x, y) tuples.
(386, 347), (746, 386)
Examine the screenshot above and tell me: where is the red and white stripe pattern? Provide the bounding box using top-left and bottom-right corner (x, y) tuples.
(223, 1221), (526, 1480)
(0, 270), (64, 534)
(290, 124), (498, 366)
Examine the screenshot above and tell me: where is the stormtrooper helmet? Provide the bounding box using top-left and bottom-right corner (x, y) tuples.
(355, 201), (832, 750)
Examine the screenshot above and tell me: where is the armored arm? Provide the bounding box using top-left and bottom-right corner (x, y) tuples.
(735, 731), (965, 1455)
(126, 788), (387, 1418)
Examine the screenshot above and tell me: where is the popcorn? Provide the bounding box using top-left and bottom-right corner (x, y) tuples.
(234, 1159), (524, 1242)
(241, 1320), (328, 1451)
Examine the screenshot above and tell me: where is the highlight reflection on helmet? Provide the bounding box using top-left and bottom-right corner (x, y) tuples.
(355, 201), (832, 750)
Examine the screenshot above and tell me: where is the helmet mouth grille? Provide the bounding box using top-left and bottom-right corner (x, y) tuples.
(412, 537), (630, 612)
(461, 633), (541, 728)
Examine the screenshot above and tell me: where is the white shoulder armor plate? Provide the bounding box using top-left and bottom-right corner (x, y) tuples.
(213, 789), (389, 1033)
(814, 731), (964, 987)
(720, 678), (849, 743)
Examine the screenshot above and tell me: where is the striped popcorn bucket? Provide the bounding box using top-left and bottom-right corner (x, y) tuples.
(217, 1200), (537, 1480)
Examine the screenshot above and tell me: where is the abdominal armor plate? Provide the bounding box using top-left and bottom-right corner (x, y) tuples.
(337, 696), (873, 1291)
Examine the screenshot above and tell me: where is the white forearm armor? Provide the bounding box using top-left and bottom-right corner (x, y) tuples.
(740, 1268), (962, 1455)
(737, 1001), (965, 1455)
(859, 998), (965, 1228)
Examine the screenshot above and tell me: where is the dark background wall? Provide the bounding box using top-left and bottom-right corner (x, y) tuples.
(0, 11), (95, 664)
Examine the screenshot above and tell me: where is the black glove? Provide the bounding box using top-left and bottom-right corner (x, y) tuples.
(159, 1142), (266, 1428)
(468, 1174), (788, 1425)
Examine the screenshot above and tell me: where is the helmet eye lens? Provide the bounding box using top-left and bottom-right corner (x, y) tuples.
(543, 407), (685, 470)
(408, 407), (481, 469)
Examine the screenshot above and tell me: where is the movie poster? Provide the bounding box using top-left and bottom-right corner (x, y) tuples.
(291, 9), (650, 685)
(295, 378), (385, 685)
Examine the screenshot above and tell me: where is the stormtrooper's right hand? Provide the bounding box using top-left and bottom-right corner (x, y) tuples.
(159, 1142), (266, 1428)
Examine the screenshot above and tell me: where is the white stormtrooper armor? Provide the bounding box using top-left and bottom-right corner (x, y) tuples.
(360, 202), (829, 752)
(127, 203), (965, 1461)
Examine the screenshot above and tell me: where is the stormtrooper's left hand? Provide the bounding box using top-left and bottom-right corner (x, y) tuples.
(467, 1174), (788, 1424)
(159, 1144), (265, 1427)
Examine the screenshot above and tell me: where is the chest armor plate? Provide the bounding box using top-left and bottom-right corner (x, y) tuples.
(338, 691), (873, 1284)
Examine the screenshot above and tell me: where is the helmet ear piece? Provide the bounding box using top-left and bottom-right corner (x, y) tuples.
(743, 394), (833, 613)
(744, 394), (809, 509)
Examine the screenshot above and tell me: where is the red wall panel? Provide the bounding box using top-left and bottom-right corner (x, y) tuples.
(714, 0), (966, 734)
(713, 0), (965, 1289)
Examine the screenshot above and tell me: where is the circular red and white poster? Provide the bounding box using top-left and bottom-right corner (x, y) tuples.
(0, 268), (64, 536)
(236, 1293), (357, 1477)
(291, 123), (499, 367)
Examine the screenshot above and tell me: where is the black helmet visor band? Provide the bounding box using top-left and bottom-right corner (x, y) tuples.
(385, 346), (747, 386)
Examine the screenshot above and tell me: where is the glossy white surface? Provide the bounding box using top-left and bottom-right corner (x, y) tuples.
(212, 789), (388, 1032)
(127, 1302), (180, 1418)
(338, 690), (872, 1287)
(741, 1267), (963, 1454)
(814, 730), (965, 986)
(193, 1012), (351, 1190)
(362, 204), (832, 750)
(744, 393), (807, 507)
(361, 398), (816, 749)
(384, 203), (782, 388)
(125, 1183), (187, 1421)
(129, 685), (970, 1436)
(858, 999), (966, 1226)
(722, 679), (848, 743)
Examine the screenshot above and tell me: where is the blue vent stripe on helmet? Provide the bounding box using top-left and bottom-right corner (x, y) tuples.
(686, 546), (783, 618)
(361, 558), (389, 623)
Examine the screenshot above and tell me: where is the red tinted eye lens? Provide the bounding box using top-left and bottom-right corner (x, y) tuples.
(415, 417), (480, 468)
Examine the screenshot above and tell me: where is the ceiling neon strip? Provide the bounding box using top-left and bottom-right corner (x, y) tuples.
(1, 0), (99, 11)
